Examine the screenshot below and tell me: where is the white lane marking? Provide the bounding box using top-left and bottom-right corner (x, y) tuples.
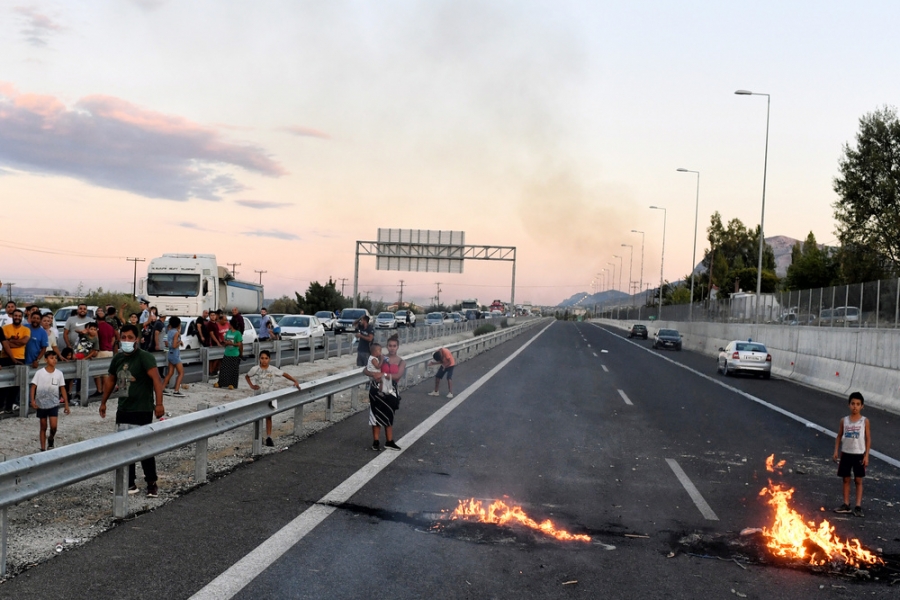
(666, 459), (719, 521)
(601, 364), (609, 373)
(593, 352), (598, 357)
(587, 344), (591, 347)
(191, 321), (556, 600)
(617, 389), (633, 405)
(592, 324), (900, 470)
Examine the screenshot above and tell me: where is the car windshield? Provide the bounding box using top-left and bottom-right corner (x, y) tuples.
(396, 310), (407, 317)
(378, 313), (394, 319)
(426, 313), (442, 319)
(659, 329), (679, 336)
(633, 325), (646, 330)
(146, 274), (200, 297)
(340, 310), (366, 320)
(281, 316), (310, 327)
(245, 315), (261, 327)
(735, 343), (767, 353)
(54, 308), (73, 321)
(315, 311), (332, 319)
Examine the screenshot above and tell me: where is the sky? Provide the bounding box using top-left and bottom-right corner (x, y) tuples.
(1, 0), (898, 307)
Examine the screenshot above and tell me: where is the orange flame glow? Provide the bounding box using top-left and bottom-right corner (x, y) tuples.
(759, 459), (882, 567)
(450, 498), (591, 542)
(765, 454), (786, 474)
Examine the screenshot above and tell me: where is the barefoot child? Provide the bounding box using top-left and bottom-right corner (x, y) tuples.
(833, 391), (871, 517)
(161, 316), (185, 397)
(245, 350), (300, 447)
(30, 351), (70, 451)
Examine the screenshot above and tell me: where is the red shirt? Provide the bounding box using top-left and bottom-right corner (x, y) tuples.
(97, 321), (117, 352)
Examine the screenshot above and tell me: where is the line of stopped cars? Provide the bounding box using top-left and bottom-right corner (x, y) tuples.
(626, 323), (772, 379)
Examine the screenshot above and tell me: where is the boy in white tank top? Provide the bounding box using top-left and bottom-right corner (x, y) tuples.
(832, 391), (871, 517)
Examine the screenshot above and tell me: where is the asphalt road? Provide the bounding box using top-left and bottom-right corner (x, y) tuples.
(3, 321), (899, 599)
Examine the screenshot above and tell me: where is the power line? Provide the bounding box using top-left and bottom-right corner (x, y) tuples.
(254, 270), (267, 285)
(337, 278), (349, 296)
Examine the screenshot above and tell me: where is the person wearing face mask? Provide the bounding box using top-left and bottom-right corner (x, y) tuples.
(99, 324), (165, 497)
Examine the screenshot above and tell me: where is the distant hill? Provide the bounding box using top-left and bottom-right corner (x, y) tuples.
(557, 290), (631, 308)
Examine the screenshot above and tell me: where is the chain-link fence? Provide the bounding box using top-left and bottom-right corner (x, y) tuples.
(596, 277), (900, 328)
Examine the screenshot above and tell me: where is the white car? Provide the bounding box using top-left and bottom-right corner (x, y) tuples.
(54, 305), (98, 333)
(395, 309), (416, 327)
(278, 315), (325, 348)
(314, 311), (337, 331)
(375, 312), (398, 329)
(717, 340), (772, 379)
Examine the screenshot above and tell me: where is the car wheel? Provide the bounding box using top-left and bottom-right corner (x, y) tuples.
(723, 362), (730, 376)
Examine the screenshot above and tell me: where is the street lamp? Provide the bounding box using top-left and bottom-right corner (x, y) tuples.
(649, 206), (667, 318)
(735, 89), (771, 325)
(621, 244), (633, 307)
(613, 255), (623, 294)
(631, 230), (645, 306)
(677, 168), (700, 322)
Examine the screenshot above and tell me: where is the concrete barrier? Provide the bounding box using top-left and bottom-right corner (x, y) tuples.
(595, 318), (900, 415)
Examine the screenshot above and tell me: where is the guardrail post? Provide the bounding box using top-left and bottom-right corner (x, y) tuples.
(336, 334), (343, 358)
(293, 404), (305, 437)
(77, 360), (92, 407)
(252, 341), (260, 360)
(194, 403), (209, 482)
(326, 394), (334, 421)
(252, 419), (263, 455)
(323, 334), (330, 359)
(351, 386), (360, 411)
(292, 338), (300, 365)
(113, 466), (128, 518)
(200, 348), (210, 383)
(0, 453), (5, 577)
(275, 340), (283, 368)
(308, 339), (315, 363)
(15, 365), (28, 417)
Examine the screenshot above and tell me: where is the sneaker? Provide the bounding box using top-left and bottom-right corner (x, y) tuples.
(47, 436), (54, 449)
(385, 440), (401, 451)
(370, 440), (381, 452)
(428, 391), (440, 397)
(11, 404), (18, 412)
(163, 389), (173, 396)
(127, 485), (139, 495)
(70, 401), (80, 407)
(213, 383), (220, 388)
(265, 437), (274, 447)
(228, 385), (234, 390)
(146, 484), (159, 498)
(446, 393), (454, 399)
(834, 504), (852, 514)
(172, 391), (186, 398)
(853, 506), (864, 518)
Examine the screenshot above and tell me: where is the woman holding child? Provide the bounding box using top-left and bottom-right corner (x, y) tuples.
(363, 333), (405, 452)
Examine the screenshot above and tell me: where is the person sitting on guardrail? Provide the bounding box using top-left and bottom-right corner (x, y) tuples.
(30, 351), (69, 451)
(427, 347), (456, 399)
(245, 350), (301, 447)
(99, 323), (165, 498)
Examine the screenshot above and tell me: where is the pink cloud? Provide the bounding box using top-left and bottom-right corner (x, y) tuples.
(278, 125), (331, 140)
(0, 83), (286, 201)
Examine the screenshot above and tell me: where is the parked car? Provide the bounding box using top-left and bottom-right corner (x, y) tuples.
(449, 312), (464, 323)
(464, 309), (480, 321)
(628, 324), (648, 339)
(54, 305), (98, 333)
(395, 309), (416, 327)
(334, 308), (371, 334)
(717, 340), (771, 379)
(315, 311), (337, 331)
(820, 306), (860, 326)
(279, 315), (326, 347)
(169, 316), (201, 350)
(425, 312), (445, 326)
(375, 312), (398, 329)
(268, 313), (289, 324)
(653, 328), (682, 350)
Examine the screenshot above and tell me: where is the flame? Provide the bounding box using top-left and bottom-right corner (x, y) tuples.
(765, 454), (786, 474)
(759, 458), (882, 567)
(450, 498), (591, 542)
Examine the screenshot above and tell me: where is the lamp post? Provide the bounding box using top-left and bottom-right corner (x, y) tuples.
(621, 244), (633, 308)
(677, 168), (701, 322)
(649, 206), (667, 319)
(631, 230), (645, 307)
(613, 255), (623, 294)
(735, 89), (771, 325)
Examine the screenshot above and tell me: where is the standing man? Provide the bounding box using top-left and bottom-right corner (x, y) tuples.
(257, 308), (274, 342)
(64, 304), (93, 350)
(230, 306), (244, 334)
(138, 298), (150, 325)
(355, 314), (375, 367)
(25, 309), (49, 368)
(0, 301), (16, 327)
(99, 324), (165, 497)
(1, 309), (30, 412)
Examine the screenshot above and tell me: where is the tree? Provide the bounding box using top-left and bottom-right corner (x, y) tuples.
(300, 279), (346, 314)
(833, 106), (900, 280)
(703, 211), (778, 298)
(267, 295), (299, 313)
(784, 232), (837, 290)
(669, 286), (691, 304)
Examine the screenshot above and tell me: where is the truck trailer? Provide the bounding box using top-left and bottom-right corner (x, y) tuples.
(139, 254), (264, 317)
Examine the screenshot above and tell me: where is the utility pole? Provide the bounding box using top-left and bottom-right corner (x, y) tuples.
(227, 262), (241, 278)
(435, 282), (442, 307)
(5, 282), (14, 302)
(254, 270), (267, 285)
(398, 279), (405, 307)
(337, 278), (349, 296)
(363, 291), (372, 302)
(126, 257), (145, 299)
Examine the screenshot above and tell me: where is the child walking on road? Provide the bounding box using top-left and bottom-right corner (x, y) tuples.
(245, 350), (300, 447)
(30, 351), (70, 451)
(833, 391), (871, 517)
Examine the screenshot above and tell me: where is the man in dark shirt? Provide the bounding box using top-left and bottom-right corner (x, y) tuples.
(99, 324), (164, 497)
(230, 307), (244, 333)
(355, 315), (375, 367)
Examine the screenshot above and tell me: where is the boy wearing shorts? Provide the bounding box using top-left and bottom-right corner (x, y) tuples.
(30, 351), (70, 451)
(245, 350), (300, 447)
(427, 347), (456, 399)
(833, 391), (871, 517)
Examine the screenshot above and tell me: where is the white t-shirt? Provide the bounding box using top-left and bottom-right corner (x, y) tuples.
(31, 368), (66, 409)
(366, 355), (381, 373)
(246, 365), (285, 395)
(0, 313), (12, 327)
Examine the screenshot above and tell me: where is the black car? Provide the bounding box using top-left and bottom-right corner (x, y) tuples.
(628, 324), (648, 339)
(653, 328), (682, 350)
(333, 308), (371, 334)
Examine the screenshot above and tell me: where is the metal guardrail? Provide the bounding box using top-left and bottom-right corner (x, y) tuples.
(0, 316), (543, 576)
(0, 319), (496, 418)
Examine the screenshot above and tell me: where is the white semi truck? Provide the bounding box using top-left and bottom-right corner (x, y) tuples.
(138, 254), (264, 316)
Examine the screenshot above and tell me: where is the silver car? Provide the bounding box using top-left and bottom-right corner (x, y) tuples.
(375, 312), (398, 329)
(717, 341), (771, 379)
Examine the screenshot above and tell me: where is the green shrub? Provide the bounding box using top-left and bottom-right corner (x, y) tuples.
(473, 324), (497, 337)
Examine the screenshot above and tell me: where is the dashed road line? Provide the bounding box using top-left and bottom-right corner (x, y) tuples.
(601, 364), (609, 373)
(666, 459), (719, 521)
(593, 352), (598, 357)
(617, 389), (633, 405)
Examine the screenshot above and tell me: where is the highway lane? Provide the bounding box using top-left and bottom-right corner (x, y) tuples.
(2, 321), (899, 599)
